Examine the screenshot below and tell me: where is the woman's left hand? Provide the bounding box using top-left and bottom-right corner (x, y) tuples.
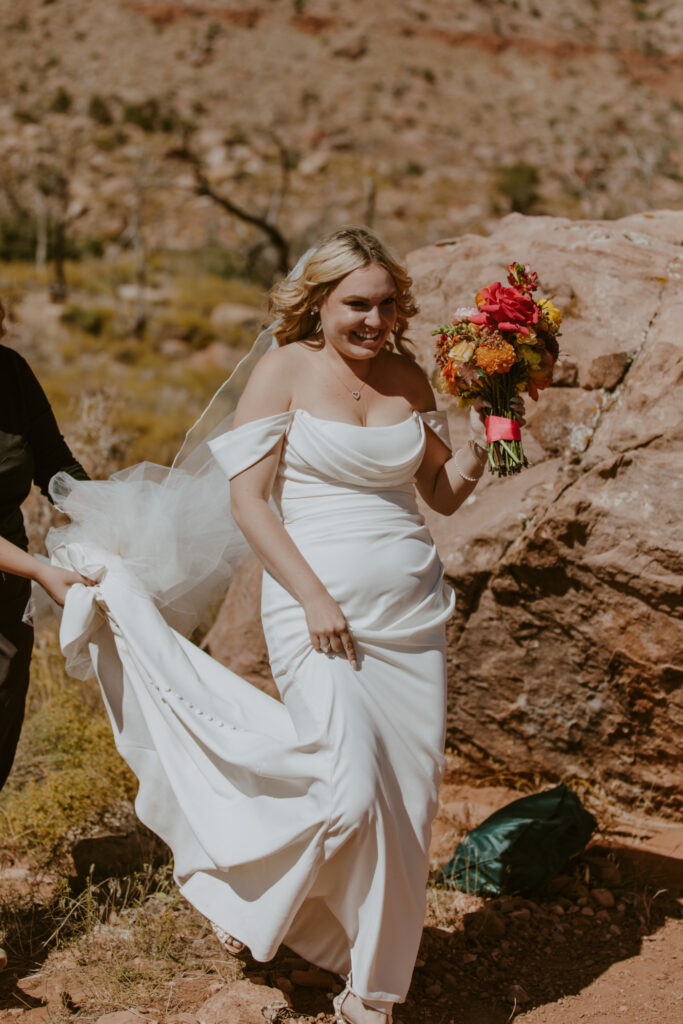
(469, 394), (526, 447)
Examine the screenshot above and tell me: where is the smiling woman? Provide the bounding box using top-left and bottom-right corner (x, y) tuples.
(269, 227), (418, 357)
(42, 227), (509, 1024)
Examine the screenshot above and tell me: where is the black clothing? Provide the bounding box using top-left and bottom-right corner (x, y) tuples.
(1, 344), (88, 549)
(0, 610), (31, 788)
(0, 344), (89, 789)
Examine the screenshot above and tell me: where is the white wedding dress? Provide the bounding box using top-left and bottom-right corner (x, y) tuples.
(54, 407), (455, 1006)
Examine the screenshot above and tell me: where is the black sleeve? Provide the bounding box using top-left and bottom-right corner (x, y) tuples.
(18, 358), (90, 498)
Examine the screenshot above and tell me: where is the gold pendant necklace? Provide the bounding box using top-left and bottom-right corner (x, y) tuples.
(325, 353), (368, 401)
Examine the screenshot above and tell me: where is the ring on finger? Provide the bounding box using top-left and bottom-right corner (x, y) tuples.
(320, 641), (331, 653)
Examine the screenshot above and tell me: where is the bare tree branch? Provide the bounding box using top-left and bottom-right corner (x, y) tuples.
(168, 134), (291, 275)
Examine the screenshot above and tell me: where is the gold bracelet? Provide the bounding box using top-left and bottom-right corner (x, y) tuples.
(454, 447), (484, 483)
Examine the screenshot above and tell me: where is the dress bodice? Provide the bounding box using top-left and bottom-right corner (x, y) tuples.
(209, 408), (450, 493)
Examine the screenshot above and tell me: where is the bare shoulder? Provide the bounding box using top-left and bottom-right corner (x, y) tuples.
(252, 342), (303, 375)
(380, 349), (436, 412)
(233, 344), (300, 425)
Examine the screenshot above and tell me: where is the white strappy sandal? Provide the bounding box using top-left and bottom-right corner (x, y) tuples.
(333, 977), (393, 1024)
(211, 921), (246, 956)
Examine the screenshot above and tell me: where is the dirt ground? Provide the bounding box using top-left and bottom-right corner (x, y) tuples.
(1, 777), (681, 1024)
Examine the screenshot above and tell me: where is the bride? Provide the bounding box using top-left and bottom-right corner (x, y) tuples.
(48, 228), (515, 1024)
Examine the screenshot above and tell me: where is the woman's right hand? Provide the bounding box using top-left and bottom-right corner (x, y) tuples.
(35, 563), (95, 607)
(303, 590), (358, 670)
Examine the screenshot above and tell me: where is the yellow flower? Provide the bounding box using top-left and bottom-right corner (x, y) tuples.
(448, 340), (476, 365)
(538, 299), (562, 332)
(518, 344), (542, 369)
(519, 328), (540, 345)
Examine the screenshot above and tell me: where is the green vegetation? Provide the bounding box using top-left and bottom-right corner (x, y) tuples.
(60, 303), (113, 335)
(123, 98), (187, 134)
(50, 86), (73, 113)
(92, 129), (128, 151)
(88, 93), (113, 125)
(496, 161), (540, 214)
(123, 99), (161, 132)
(0, 211), (41, 261)
(0, 635), (137, 858)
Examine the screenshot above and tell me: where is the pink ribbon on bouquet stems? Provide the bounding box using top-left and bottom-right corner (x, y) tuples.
(485, 415), (522, 444)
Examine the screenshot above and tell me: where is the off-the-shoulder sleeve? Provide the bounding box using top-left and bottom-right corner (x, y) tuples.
(208, 411), (294, 480)
(419, 410), (452, 450)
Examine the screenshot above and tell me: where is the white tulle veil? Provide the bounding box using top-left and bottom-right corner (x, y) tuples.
(44, 253), (313, 658)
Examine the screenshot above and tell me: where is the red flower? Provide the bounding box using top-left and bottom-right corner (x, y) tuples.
(469, 281), (539, 334)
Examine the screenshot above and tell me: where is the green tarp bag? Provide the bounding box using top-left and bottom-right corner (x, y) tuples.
(437, 783), (597, 896)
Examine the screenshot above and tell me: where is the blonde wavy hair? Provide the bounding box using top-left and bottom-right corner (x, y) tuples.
(269, 227), (418, 355)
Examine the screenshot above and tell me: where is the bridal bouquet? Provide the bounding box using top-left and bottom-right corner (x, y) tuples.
(432, 262), (562, 476)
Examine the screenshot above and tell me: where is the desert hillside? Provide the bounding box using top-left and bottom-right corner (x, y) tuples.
(1, 0), (682, 267)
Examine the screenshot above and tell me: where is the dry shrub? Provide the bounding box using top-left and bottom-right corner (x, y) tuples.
(0, 633), (137, 859)
(66, 386), (139, 478)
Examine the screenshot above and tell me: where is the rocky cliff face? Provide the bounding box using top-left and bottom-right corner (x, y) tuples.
(205, 210), (683, 813)
(407, 210), (683, 812)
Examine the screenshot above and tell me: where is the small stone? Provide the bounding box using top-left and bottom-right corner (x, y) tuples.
(552, 904), (565, 916)
(510, 907), (532, 921)
(585, 351), (632, 390)
(592, 888), (615, 908)
(463, 908), (507, 939)
(462, 953), (478, 964)
(506, 983), (531, 1005)
(291, 967), (337, 989)
(581, 906), (595, 917)
(564, 882), (589, 901)
(616, 902), (626, 913)
(95, 1014), (146, 1024)
(598, 864), (622, 887)
(426, 983), (442, 998)
(610, 925), (622, 935)
(197, 980), (291, 1024)
(546, 874), (572, 896)
(596, 910), (611, 922)
(577, 896), (589, 907)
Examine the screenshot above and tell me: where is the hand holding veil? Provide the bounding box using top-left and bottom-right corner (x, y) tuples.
(40, 253), (313, 677)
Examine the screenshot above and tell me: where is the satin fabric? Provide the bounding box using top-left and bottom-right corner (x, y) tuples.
(55, 408), (454, 1005)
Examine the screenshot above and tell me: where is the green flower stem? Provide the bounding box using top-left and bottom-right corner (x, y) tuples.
(482, 365), (528, 476)
(499, 439), (522, 463)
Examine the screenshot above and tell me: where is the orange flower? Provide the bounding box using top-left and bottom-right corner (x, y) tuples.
(475, 341), (516, 375)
